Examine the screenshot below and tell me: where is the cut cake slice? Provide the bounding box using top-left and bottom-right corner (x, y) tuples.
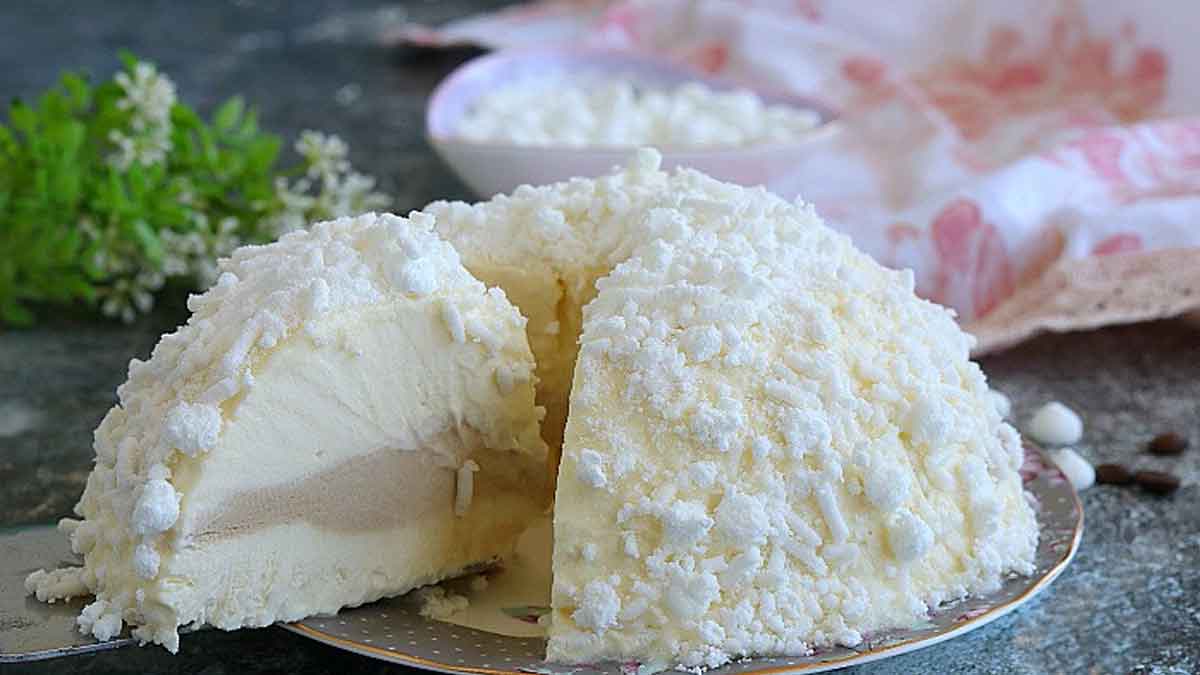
(26, 212), (548, 651)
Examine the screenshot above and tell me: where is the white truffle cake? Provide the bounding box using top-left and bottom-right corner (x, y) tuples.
(28, 152), (1038, 668)
(25, 212), (548, 651)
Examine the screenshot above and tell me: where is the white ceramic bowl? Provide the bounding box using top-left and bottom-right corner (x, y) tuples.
(426, 47), (840, 197)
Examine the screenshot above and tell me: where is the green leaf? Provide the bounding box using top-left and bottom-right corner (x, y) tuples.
(213, 97), (244, 133)
(57, 227), (82, 258)
(59, 119), (85, 156)
(8, 102), (36, 136)
(246, 135), (280, 174)
(0, 299), (34, 326)
(117, 50), (139, 71)
(239, 108), (259, 138)
(0, 125), (16, 155)
(61, 72), (91, 108)
(171, 103), (202, 130)
(106, 169), (129, 211)
(60, 274), (96, 301)
(132, 219), (163, 262)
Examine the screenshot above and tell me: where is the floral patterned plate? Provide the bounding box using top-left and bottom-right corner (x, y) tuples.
(284, 444), (1082, 674)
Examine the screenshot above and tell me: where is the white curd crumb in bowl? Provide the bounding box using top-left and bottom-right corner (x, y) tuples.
(1048, 448), (1095, 491)
(454, 75), (821, 149)
(1026, 401), (1083, 446)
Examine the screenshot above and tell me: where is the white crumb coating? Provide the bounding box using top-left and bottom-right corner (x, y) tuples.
(547, 173), (1038, 668)
(430, 148), (672, 272)
(25, 212), (547, 652)
(431, 149), (828, 454)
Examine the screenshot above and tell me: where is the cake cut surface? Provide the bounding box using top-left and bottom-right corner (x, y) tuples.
(26, 212), (548, 651)
(538, 161), (1037, 668)
(429, 149), (673, 456)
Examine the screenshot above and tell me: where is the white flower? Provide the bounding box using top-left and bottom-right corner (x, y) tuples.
(160, 214), (243, 290)
(262, 130), (391, 238)
(296, 130), (349, 181)
(108, 61), (177, 169)
(338, 171), (391, 212)
(115, 63), (176, 126)
(99, 272), (160, 323)
(210, 217), (242, 259)
(275, 176), (316, 213)
(78, 217), (100, 240)
(137, 270), (165, 292)
(264, 210), (308, 237)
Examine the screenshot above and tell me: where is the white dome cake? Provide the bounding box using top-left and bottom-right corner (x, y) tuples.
(27, 153), (1037, 667)
(545, 172), (1037, 668)
(25, 212), (548, 651)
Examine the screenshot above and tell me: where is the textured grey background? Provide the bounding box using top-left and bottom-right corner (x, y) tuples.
(0, 1), (1197, 673)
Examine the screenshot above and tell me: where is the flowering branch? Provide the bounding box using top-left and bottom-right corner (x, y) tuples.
(0, 53), (391, 325)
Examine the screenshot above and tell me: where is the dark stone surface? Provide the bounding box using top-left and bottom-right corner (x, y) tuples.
(1, 2), (1197, 673)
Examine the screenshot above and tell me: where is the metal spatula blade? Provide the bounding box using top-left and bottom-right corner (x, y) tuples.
(0, 526), (133, 663)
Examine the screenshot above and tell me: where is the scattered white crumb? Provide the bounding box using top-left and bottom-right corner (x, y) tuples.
(1048, 448), (1095, 491)
(24, 567), (88, 602)
(1027, 401), (1083, 445)
(415, 586), (469, 620)
(0, 400), (43, 437)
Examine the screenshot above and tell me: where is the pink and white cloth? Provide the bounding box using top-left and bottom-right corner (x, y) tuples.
(398, 0), (1200, 352)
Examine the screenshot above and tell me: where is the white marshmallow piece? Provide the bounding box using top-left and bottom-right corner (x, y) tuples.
(1026, 401), (1083, 446)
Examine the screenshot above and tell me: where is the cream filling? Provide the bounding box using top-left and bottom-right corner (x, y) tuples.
(174, 300), (546, 536)
(187, 440), (534, 541)
(150, 488), (541, 640)
(427, 516), (553, 639)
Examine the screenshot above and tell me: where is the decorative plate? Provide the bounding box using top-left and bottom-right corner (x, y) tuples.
(284, 444), (1082, 675)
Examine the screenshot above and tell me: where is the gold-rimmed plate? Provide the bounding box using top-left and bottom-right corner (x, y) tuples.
(284, 444), (1082, 674)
